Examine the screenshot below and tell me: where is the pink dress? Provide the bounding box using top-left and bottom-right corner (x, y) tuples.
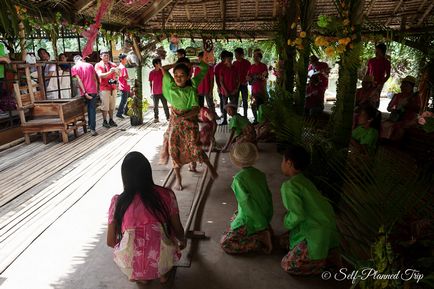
(108, 186), (181, 281)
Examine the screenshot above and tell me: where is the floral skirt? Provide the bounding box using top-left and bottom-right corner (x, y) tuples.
(235, 125), (257, 145)
(281, 241), (327, 275)
(220, 225), (269, 254)
(159, 109), (208, 168)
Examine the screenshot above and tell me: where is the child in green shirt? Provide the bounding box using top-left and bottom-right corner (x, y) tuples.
(221, 142), (273, 254)
(280, 145), (339, 275)
(222, 103), (257, 152)
(351, 105), (379, 154)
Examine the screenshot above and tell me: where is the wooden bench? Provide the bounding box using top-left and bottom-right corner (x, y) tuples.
(13, 68), (87, 144)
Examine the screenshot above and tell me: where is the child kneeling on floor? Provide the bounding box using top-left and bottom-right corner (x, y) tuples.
(107, 152), (186, 285)
(280, 145), (340, 275)
(221, 142), (273, 254)
(222, 103), (257, 152)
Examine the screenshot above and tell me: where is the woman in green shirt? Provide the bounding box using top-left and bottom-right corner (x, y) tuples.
(221, 104), (257, 152)
(221, 142), (273, 254)
(280, 145), (339, 275)
(160, 62), (218, 190)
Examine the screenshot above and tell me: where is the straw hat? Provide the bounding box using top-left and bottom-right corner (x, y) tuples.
(401, 76), (416, 85)
(230, 142), (259, 168)
(362, 75), (374, 83)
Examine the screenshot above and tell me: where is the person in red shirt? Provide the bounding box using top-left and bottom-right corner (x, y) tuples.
(308, 55), (330, 91)
(219, 51), (239, 125)
(366, 43), (391, 108)
(193, 52), (215, 113)
(72, 55), (99, 136)
(149, 58), (170, 122)
(304, 73), (325, 117)
(95, 49), (118, 128)
(214, 50), (228, 122)
(233, 48), (251, 117)
(116, 53), (130, 119)
(247, 51), (268, 123)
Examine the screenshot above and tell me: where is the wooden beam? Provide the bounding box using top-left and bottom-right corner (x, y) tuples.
(237, 0), (241, 21)
(163, 0), (180, 26)
(132, 0), (174, 25)
(221, 0), (226, 30)
(272, 0), (277, 18)
(185, 4), (191, 21)
(203, 3), (207, 20)
(75, 0), (96, 13)
(385, 0), (403, 26)
(255, 0), (259, 19)
(365, 0), (377, 16)
(417, 2), (434, 26)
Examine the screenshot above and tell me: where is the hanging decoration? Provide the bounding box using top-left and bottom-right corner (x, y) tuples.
(82, 0), (114, 59)
(313, 5), (356, 58)
(202, 37), (215, 64)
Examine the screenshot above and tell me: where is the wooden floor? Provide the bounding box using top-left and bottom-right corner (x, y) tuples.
(0, 112), (169, 273)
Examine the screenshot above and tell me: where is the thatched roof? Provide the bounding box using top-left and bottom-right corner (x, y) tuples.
(48, 0), (434, 38)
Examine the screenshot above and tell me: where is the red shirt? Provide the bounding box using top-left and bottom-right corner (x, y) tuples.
(71, 61), (97, 94)
(214, 62), (224, 89)
(308, 61), (329, 89)
(367, 57), (391, 85)
(305, 83), (325, 109)
(233, 58), (251, 85)
(219, 65), (239, 95)
(247, 62), (268, 95)
(194, 65), (214, 95)
(118, 63), (130, 92)
(149, 69), (164, 95)
(94, 61), (117, 91)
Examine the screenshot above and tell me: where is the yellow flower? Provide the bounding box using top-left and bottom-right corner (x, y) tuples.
(336, 44), (346, 54)
(287, 39), (292, 46)
(300, 31), (307, 38)
(314, 36), (323, 46)
(295, 38), (302, 45)
(291, 22), (296, 29)
(343, 19), (350, 26)
(325, 46), (335, 57)
(338, 37), (351, 46)
(297, 44), (304, 50)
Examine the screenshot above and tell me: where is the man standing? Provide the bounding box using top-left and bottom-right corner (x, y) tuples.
(95, 49), (118, 128)
(194, 51), (215, 113)
(149, 58), (170, 122)
(247, 51), (268, 123)
(366, 43), (391, 108)
(219, 51), (239, 125)
(233, 48), (251, 117)
(214, 50), (229, 123)
(116, 53), (130, 119)
(71, 55), (99, 136)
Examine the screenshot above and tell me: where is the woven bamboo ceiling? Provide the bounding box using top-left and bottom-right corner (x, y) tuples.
(67, 0), (434, 38)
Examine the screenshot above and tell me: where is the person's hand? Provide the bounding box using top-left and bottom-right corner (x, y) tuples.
(4, 57), (11, 64)
(84, 93), (93, 100)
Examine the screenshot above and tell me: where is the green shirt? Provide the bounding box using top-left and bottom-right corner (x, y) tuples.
(229, 114), (251, 136)
(162, 62), (208, 110)
(231, 167), (273, 235)
(0, 43), (6, 79)
(352, 126), (378, 152)
(281, 174), (339, 260)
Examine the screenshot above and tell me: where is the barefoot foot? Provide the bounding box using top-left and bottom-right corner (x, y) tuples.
(259, 230), (273, 254)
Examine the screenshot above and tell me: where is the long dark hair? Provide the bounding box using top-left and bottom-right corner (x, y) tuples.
(113, 152), (171, 240)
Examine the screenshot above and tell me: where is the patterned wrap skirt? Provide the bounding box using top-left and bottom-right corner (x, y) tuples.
(160, 108), (208, 168)
(281, 240), (327, 275)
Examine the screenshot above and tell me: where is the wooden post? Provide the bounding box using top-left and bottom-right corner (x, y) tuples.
(18, 22), (27, 61)
(132, 35), (144, 125)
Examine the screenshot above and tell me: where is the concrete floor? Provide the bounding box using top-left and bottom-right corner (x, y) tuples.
(0, 109), (349, 289)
